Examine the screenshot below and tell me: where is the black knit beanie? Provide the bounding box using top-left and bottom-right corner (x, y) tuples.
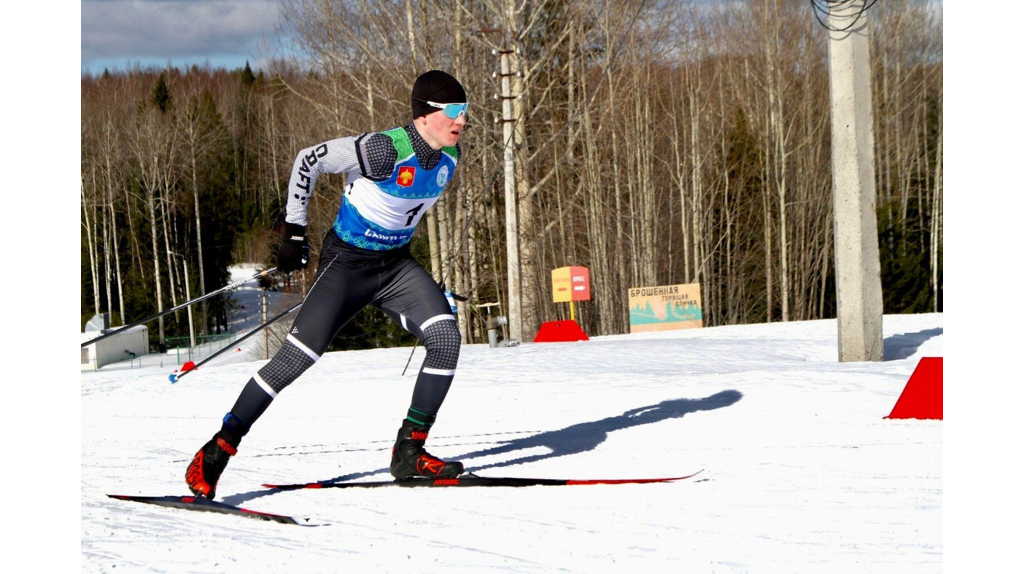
(411, 70), (466, 118)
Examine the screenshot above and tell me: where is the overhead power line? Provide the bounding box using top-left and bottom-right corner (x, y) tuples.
(809, 0), (879, 32)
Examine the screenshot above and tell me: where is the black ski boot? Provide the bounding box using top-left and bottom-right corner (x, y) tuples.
(390, 418), (464, 480)
(185, 431), (239, 499)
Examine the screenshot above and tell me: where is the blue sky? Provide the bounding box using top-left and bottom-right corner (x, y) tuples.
(82, 0), (284, 75)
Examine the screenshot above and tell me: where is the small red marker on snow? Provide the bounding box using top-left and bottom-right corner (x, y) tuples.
(170, 361), (197, 384)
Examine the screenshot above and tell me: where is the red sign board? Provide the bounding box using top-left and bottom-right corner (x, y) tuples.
(552, 266), (591, 302)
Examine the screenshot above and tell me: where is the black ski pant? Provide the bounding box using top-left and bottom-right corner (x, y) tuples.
(220, 231), (461, 442)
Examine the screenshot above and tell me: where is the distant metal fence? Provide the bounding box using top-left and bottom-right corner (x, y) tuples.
(165, 332), (239, 363)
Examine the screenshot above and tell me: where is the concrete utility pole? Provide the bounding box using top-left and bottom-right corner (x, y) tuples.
(497, 46), (523, 343)
(826, 0), (884, 362)
(182, 256), (196, 351)
(262, 288), (270, 360)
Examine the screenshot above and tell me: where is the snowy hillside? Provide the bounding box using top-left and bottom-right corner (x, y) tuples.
(81, 312), (943, 572)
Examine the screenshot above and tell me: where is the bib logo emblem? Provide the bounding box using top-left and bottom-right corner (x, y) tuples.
(397, 166), (416, 187)
(437, 165), (450, 187)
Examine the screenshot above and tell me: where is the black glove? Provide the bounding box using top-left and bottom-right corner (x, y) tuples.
(277, 222), (309, 272)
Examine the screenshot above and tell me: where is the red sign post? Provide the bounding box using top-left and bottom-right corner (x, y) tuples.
(552, 266), (591, 315)
(537, 266), (592, 343)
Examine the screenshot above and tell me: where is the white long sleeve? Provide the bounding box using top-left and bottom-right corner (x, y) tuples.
(284, 136), (360, 226)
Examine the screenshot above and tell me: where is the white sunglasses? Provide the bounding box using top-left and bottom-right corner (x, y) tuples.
(416, 99), (468, 119)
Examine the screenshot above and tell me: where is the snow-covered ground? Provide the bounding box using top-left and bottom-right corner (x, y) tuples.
(80, 308), (945, 572)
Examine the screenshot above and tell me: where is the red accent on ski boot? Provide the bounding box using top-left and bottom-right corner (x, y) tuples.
(185, 433), (237, 499)
(390, 420), (463, 480)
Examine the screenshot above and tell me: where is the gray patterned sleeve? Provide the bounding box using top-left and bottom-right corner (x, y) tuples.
(356, 133), (398, 181)
(284, 136), (360, 226)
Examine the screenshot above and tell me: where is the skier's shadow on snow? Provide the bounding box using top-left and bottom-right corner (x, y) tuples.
(227, 390), (742, 504)
(884, 327), (942, 361)
(458, 389), (743, 473)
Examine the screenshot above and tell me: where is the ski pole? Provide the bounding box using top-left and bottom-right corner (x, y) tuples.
(82, 267), (278, 347)
(170, 301), (302, 383)
(401, 342), (418, 376)
(400, 286), (467, 376)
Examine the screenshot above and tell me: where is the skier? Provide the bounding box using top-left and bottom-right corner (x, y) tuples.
(186, 70), (469, 499)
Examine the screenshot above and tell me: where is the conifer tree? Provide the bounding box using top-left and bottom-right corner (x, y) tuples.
(152, 72), (172, 113)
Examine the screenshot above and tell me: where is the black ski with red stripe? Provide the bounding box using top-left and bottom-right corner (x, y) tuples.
(263, 470), (703, 490)
(107, 494), (312, 526)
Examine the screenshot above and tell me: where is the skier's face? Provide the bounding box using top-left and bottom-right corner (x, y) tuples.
(415, 107), (467, 149)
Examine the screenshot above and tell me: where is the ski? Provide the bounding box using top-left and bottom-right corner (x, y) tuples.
(263, 470), (703, 490)
(106, 494), (312, 526)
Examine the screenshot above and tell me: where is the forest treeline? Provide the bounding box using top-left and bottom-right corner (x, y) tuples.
(80, 0), (942, 351)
